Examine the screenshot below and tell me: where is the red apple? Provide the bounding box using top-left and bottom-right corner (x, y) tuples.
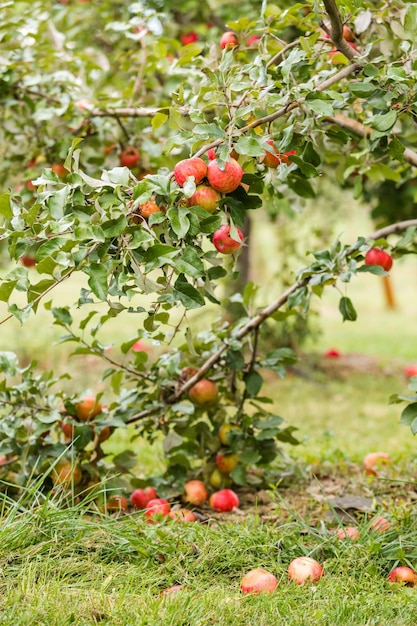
(169, 508), (197, 522)
(220, 32), (239, 50)
(207, 158), (243, 193)
(324, 348), (341, 358)
(288, 557), (323, 584)
(370, 515), (391, 533)
(189, 379), (218, 407)
(161, 584), (185, 596)
(404, 365), (417, 378)
(364, 248), (393, 271)
(105, 495), (128, 512)
(130, 486), (158, 509)
(240, 568), (278, 594)
(131, 339), (151, 353)
(388, 566), (417, 585)
(180, 32), (198, 45)
(263, 139), (296, 168)
(174, 157), (207, 186)
(209, 488), (239, 512)
(51, 163), (68, 179)
(186, 184), (221, 213)
(120, 147), (140, 168)
(183, 479), (208, 505)
(336, 526), (360, 540)
(215, 452), (239, 474)
(144, 498), (171, 521)
(343, 25), (355, 41)
(207, 148), (217, 160)
(247, 35), (261, 47)
(212, 224), (244, 254)
(20, 254), (37, 268)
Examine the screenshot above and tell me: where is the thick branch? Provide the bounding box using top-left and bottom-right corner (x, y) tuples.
(322, 0), (358, 60)
(89, 106), (190, 118)
(126, 218), (417, 425)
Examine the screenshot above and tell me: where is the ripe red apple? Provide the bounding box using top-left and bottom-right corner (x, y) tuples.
(144, 498), (171, 521)
(240, 568), (278, 594)
(207, 148), (217, 160)
(364, 248), (393, 271)
(180, 32), (198, 45)
(336, 526), (360, 540)
(20, 254), (37, 268)
(209, 488), (239, 511)
(363, 451), (391, 472)
(342, 25), (355, 41)
(404, 365), (417, 378)
(183, 479), (208, 505)
(215, 452), (239, 474)
(207, 158), (243, 193)
(220, 32), (239, 49)
(130, 486), (158, 509)
(105, 494), (128, 512)
(324, 348), (341, 358)
(247, 35), (261, 47)
(188, 379), (219, 407)
(139, 199), (161, 220)
(388, 566), (417, 585)
(169, 508), (197, 522)
(213, 224), (244, 254)
(370, 515), (391, 533)
(174, 157), (207, 186)
(120, 147), (140, 168)
(186, 184), (221, 213)
(288, 557), (323, 584)
(61, 420), (75, 441)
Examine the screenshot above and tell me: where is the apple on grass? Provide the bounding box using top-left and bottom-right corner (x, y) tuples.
(209, 488), (239, 512)
(336, 526), (360, 540)
(144, 498), (171, 522)
(183, 479), (208, 505)
(288, 557), (323, 584)
(240, 568), (278, 594)
(169, 509), (197, 522)
(370, 515), (391, 533)
(388, 566), (417, 585)
(363, 451), (391, 474)
(105, 495), (128, 512)
(130, 486), (158, 509)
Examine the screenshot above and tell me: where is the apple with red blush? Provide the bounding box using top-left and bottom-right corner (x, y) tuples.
(213, 224), (244, 254)
(209, 488), (239, 511)
(288, 557), (323, 584)
(130, 486), (158, 509)
(240, 568), (278, 594)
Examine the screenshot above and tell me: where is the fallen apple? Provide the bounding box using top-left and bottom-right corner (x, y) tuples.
(183, 479), (208, 505)
(209, 488), (239, 511)
(130, 486), (158, 509)
(240, 568), (278, 594)
(370, 515), (391, 533)
(168, 508), (197, 522)
(105, 494), (128, 512)
(388, 566), (417, 585)
(336, 526), (360, 540)
(363, 451), (391, 472)
(144, 498), (171, 521)
(287, 557), (323, 584)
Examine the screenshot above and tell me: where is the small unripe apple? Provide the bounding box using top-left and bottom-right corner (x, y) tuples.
(208, 468), (226, 489)
(183, 479), (208, 505)
(364, 248), (393, 271)
(220, 32), (239, 49)
(288, 557), (323, 584)
(130, 486), (158, 509)
(215, 452), (239, 474)
(186, 184), (221, 213)
(144, 498), (171, 521)
(388, 566), (417, 585)
(120, 147), (140, 168)
(75, 396), (102, 422)
(189, 379), (219, 407)
(336, 526), (360, 540)
(370, 515), (391, 533)
(240, 568), (278, 594)
(213, 224), (244, 254)
(207, 158), (243, 193)
(209, 488), (239, 511)
(169, 508), (197, 522)
(174, 157), (207, 186)
(218, 423), (241, 446)
(180, 32), (198, 45)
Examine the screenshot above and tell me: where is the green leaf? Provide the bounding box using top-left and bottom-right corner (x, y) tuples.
(173, 274), (205, 309)
(305, 99), (334, 117)
(176, 247), (205, 278)
(348, 82), (376, 98)
(400, 402), (417, 427)
(245, 370), (263, 398)
(168, 207), (190, 239)
(287, 176), (315, 198)
(388, 137), (405, 161)
(370, 110), (397, 133)
(339, 296), (357, 322)
(289, 156), (318, 179)
(85, 263), (109, 300)
(235, 135), (266, 157)
(151, 112), (168, 130)
(0, 193), (12, 218)
(404, 4), (417, 40)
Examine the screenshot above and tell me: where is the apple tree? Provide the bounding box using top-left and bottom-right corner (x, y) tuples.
(0, 0), (417, 498)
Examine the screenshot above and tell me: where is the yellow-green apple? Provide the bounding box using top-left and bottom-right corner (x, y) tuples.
(209, 488), (239, 511)
(130, 486), (158, 509)
(287, 557), (323, 584)
(218, 423), (241, 445)
(207, 158), (243, 193)
(220, 32), (239, 49)
(364, 248), (393, 271)
(215, 452), (239, 474)
(213, 224), (244, 254)
(183, 479), (208, 505)
(240, 568), (278, 594)
(189, 379), (218, 407)
(186, 184), (221, 213)
(174, 157), (207, 186)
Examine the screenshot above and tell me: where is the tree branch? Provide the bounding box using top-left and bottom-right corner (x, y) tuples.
(126, 218), (417, 425)
(322, 0), (358, 60)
